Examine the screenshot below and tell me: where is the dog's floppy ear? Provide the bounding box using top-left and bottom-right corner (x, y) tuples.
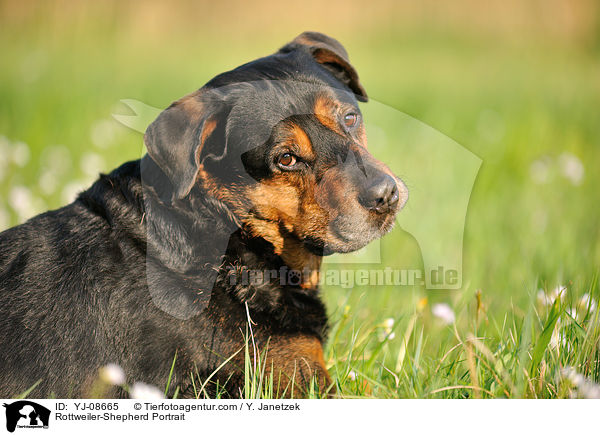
(144, 91), (223, 199)
(280, 31), (367, 102)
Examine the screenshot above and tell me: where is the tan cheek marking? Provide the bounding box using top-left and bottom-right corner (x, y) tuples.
(246, 180), (300, 223)
(314, 94), (344, 135)
(244, 179), (325, 288)
(239, 180), (301, 254)
(246, 219), (285, 254)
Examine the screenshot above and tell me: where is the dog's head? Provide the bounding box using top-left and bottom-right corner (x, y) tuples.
(144, 31), (408, 261)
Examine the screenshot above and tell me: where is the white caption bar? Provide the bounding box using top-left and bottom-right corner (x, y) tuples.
(0, 399), (596, 435)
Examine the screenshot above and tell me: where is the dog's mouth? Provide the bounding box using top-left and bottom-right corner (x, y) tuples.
(298, 204), (401, 256)
(319, 177), (407, 255)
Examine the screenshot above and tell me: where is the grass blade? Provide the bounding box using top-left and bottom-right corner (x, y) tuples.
(530, 297), (561, 376)
(164, 350), (177, 396)
(14, 380), (42, 399)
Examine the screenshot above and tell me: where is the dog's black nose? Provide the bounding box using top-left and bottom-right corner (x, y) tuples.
(359, 174), (399, 213)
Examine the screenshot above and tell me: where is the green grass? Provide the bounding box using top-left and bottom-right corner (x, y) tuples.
(167, 285), (600, 398)
(323, 281), (600, 398)
(3, 2), (600, 399)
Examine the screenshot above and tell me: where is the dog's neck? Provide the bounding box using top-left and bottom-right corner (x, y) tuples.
(268, 228), (323, 289)
(240, 219), (322, 289)
(279, 242), (322, 290)
(218, 227), (321, 291)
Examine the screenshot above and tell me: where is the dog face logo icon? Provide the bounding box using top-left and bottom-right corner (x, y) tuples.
(3, 401), (50, 432)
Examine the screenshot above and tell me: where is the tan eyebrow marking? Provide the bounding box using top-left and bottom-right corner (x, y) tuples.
(314, 93), (369, 150)
(287, 123), (314, 160)
(314, 94), (344, 135)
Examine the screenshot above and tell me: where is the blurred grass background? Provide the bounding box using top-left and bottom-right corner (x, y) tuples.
(1, 0), (600, 397)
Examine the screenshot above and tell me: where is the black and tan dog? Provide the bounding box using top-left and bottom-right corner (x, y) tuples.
(0, 32), (407, 398)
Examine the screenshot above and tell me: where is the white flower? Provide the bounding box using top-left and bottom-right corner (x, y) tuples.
(566, 307), (578, 320)
(578, 293), (597, 314)
(432, 303), (455, 325)
(99, 363), (126, 385)
(539, 286), (567, 306)
(347, 370), (357, 381)
(552, 285), (567, 302)
(8, 185), (40, 221)
(558, 152), (584, 186)
(11, 141), (30, 167)
(561, 367), (600, 399)
(129, 382), (164, 400)
(550, 319), (572, 353)
(537, 289), (550, 306)
(8, 186), (32, 212)
(38, 170), (59, 195)
(568, 293), (599, 322)
(90, 119), (118, 148)
(562, 367), (584, 385)
(378, 318), (396, 341)
(383, 318), (394, 330)
(80, 152), (105, 178)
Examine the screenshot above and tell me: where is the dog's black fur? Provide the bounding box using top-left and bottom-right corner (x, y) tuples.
(0, 32), (407, 398)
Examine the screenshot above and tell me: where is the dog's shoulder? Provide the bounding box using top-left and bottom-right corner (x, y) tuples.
(0, 160), (146, 288)
(77, 159), (144, 226)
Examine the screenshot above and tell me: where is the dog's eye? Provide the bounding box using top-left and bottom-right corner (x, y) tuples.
(343, 112), (359, 128)
(278, 153), (297, 169)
